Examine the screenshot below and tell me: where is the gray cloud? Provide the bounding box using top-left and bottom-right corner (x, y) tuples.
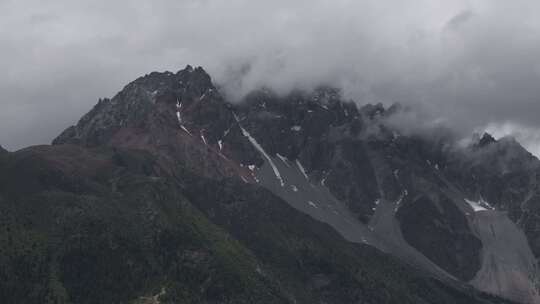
(1, 0), (540, 155)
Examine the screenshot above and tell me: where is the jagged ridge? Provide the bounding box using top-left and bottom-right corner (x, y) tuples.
(53, 65), (540, 302)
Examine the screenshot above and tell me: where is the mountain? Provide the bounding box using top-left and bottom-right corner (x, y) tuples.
(1, 65), (538, 303)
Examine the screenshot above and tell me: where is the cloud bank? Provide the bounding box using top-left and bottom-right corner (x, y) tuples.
(1, 0), (540, 154)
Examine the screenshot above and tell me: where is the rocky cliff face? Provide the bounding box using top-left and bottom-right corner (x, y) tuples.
(3, 65), (539, 303)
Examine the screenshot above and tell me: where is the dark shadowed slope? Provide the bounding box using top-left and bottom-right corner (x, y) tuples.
(0, 144), (512, 303)
(1, 65), (534, 303)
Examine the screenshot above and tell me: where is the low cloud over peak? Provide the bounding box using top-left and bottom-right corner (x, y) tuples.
(1, 0), (540, 155)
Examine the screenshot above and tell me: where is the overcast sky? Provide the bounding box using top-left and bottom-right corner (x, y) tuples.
(1, 0), (540, 155)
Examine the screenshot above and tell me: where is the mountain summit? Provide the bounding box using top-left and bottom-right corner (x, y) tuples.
(2, 66), (540, 303)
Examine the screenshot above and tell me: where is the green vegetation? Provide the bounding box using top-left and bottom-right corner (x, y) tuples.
(0, 146), (514, 303)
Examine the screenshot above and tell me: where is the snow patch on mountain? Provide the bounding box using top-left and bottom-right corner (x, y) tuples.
(465, 199), (488, 212)
(465, 197), (495, 212)
(235, 114), (284, 186)
(276, 153), (290, 166)
(180, 125), (192, 136)
(393, 190), (408, 213)
(308, 201), (319, 208)
(296, 160), (309, 181)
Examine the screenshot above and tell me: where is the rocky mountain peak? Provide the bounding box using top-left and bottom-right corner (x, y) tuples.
(126, 65), (215, 103)
(359, 102), (386, 119)
(477, 132), (497, 147)
(48, 66), (540, 303)
(53, 65), (223, 146)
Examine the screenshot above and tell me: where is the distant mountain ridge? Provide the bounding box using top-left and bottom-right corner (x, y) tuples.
(2, 65), (539, 303)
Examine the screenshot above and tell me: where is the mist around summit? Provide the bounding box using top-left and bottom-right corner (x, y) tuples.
(1, 0), (540, 154)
